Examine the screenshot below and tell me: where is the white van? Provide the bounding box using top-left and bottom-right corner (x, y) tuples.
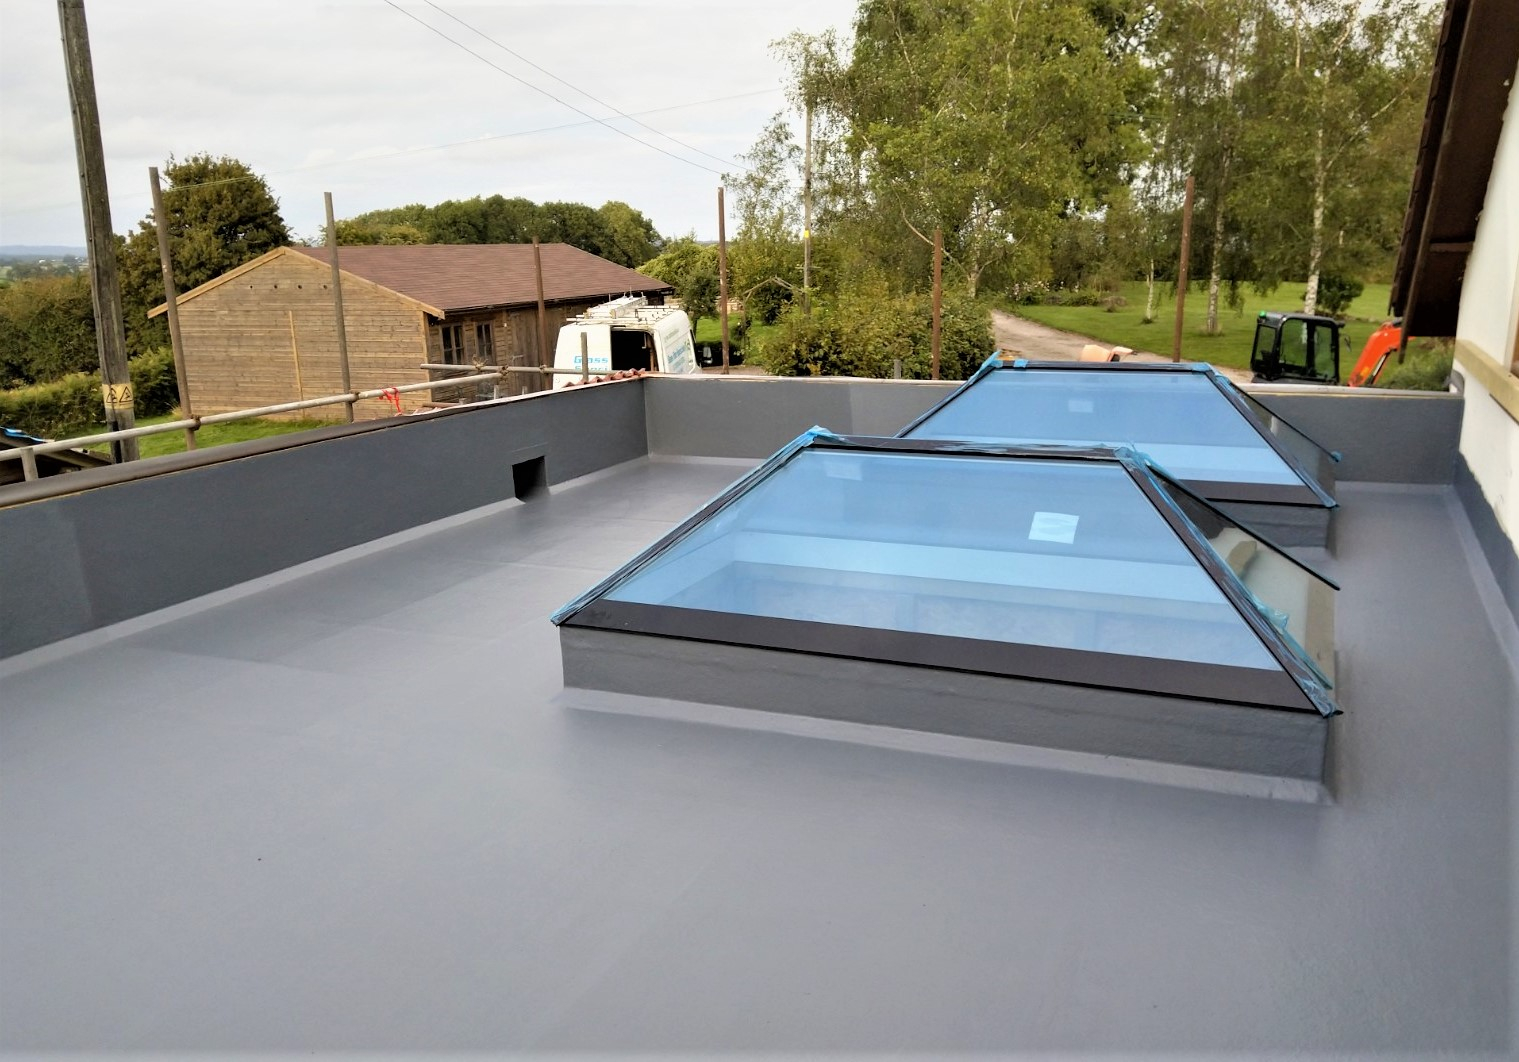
(552, 296), (697, 387)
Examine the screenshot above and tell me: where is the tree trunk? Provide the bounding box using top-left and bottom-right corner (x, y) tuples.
(1205, 145), (1232, 335)
(1144, 257), (1157, 323)
(1205, 199), (1225, 334)
(1304, 128), (1326, 315)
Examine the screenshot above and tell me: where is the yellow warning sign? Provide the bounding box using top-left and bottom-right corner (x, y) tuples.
(102, 381), (134, 411)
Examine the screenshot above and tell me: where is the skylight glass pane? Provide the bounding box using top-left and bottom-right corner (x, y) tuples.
(604, 450), (1281, 671)
(1163, 485), (1336, 682)
(904, 370), (1302, 485)
(1238, 390), (1333, 473)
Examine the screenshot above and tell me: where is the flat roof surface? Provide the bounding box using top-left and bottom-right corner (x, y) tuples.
(2, 457), (1515, 1055)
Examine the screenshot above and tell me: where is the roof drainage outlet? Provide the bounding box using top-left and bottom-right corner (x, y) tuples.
(553, 430), (1340, 789)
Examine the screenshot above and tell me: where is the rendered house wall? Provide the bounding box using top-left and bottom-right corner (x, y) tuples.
(1454, 63), (1519, 541)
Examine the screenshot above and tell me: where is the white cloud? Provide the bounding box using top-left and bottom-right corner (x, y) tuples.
(0, 0), (857, 246)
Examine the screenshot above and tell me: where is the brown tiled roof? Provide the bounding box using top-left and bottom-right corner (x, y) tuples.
(287, 243), (672, 315)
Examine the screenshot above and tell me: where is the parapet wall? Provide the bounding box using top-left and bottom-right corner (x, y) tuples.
(0, 381), (647, 659)
(0, 375), (1467, 661)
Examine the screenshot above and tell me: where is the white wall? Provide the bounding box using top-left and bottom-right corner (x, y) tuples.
(1456, 61), (1519, 537)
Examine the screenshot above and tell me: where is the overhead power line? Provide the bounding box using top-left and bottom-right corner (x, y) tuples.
(422, 0), (745, 172)
(1, 89), (780, 219)
(379, 0), (731, 176)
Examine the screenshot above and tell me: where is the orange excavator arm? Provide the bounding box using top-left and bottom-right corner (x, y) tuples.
(1348, 322), (1402, 387)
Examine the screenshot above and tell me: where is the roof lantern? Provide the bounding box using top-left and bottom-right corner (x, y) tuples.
(555, 430), (1340, 787)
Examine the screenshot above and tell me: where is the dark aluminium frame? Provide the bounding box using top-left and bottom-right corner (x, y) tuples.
(895, 358), (1340, 509)
(553, 432), (1340, 719)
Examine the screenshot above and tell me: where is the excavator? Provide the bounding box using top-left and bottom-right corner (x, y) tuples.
(1248, 310), (1402, 387)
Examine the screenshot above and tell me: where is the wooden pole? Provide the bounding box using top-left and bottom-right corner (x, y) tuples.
(533, 237), (549, 386)
(149, 166), (196, 450)
(803, 97), (813, 314)
(718, 186), (730, 374)
(323, 192), (354, 422)
(288, 311), (305, 400)
(1172, 175), (1196, 363)
(57, 0), (137, 462)
(931, 227), (943, 380)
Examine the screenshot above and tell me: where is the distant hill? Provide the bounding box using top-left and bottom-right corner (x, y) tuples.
(0, 246), (87, 258)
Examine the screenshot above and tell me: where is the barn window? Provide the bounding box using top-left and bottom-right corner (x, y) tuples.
(440, 324), (465, 365)
(476, 323), (496, 365)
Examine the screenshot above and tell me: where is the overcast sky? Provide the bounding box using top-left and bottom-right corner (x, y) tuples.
(0, 0), (859, 248)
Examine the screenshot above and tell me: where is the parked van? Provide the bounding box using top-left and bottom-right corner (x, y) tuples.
(552, 296), (697, 387)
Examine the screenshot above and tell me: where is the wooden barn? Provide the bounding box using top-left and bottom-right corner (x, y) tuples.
(149, 243), (673, 420)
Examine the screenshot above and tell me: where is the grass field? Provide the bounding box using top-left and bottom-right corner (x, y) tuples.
(693, 317), (782, 355)
(87, 413), (330, 459)
(1009, 281), (1394, 371)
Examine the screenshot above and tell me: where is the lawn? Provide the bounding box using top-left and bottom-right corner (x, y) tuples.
(87, 413), (331, 459)
(693, 316), (782, 357)
(1009, 280), (1394, 372)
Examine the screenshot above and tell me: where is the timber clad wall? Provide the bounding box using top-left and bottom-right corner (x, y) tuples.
(178, 252), (430, 421)
(162, 244), (673, 421)
(422, 301), (600, 399)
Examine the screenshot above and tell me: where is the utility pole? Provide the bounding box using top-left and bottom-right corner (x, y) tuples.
(58, 0), (137, 461)
(931, 228), (943, 381)
(149, 166), (196, 450)
(802, 92), (813, 314)
(1172, 175), (1196, 363)
(718, 186), (730, 375)
(324, 192), (354, 422)
(533, 237), (549, 389)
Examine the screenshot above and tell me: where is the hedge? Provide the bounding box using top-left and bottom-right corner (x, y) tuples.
(750, 286), (994, 382)
(0, 346), (179, 439)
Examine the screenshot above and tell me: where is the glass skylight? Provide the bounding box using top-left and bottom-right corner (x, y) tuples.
(899, 361), (1336, 506)
(555, 433), (1338, 717)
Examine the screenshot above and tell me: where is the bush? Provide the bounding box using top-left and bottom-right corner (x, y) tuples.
(1316, 273), (1365, 318)
(1375, 340), (1452, 392)
(0, 347), (178, 438)
(750, 284), (993, 382)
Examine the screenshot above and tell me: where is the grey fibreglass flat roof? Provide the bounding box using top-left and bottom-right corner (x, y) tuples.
(2, 456), (1515, 1055)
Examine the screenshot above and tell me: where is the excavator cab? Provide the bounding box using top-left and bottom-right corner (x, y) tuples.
(1250, 312), (1341, 385)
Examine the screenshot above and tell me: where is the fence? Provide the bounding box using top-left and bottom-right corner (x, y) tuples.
(0, 358), (600, 482)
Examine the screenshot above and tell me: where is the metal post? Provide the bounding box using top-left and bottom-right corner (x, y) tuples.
(580, 331), (589, 384)
(58, 0), (137, 462)
(150, 166), (196, 450)
(718, 186), (730, 374)
(20, 448), (39, 482)
(324, 192), (354, 422)
(931, 227), (943, 381)
(1172, 175), (1196, 363)
(533, 237), (549, 388)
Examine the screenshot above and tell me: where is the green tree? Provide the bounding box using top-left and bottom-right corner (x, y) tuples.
(639, 237), (720, 329)
(1150, 0), (1271, 334)
(597, 201), (664, 267)
(822, 0), (1145, 297)
(727, 114), (804, 323)
(118, 154), (290, 354)
(0, 273), (97, 385)
(1234, 0), (1435, 313)
(332, 219), (428, 245)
